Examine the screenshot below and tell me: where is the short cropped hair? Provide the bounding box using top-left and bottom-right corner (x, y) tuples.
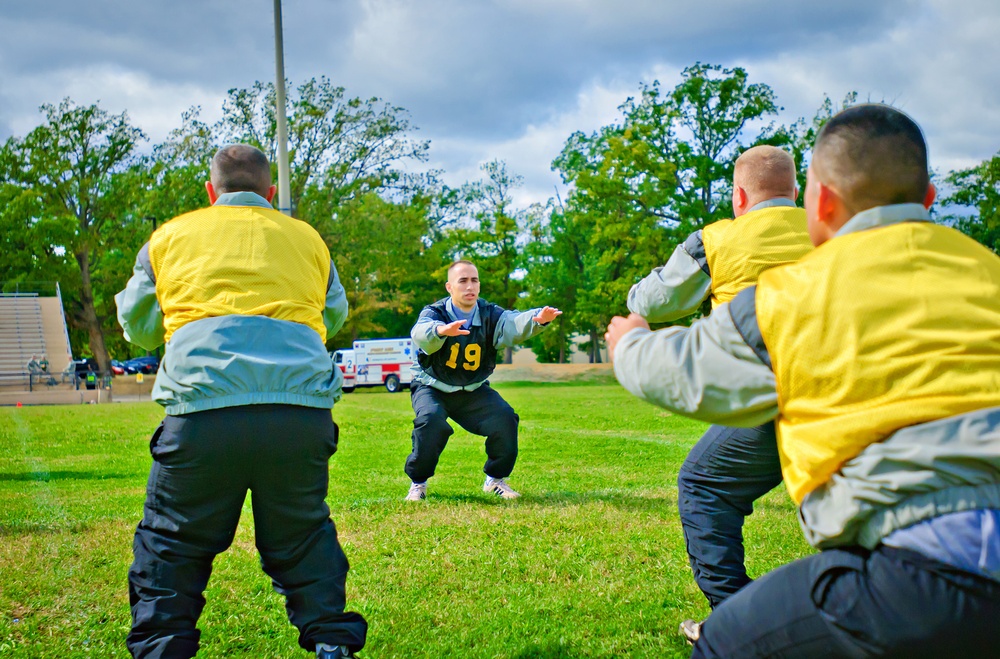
(812, 104), (929, 214)
(447, 260), (477, 278)
(210, 144), (272, 197)
(734, 146), (796, 199)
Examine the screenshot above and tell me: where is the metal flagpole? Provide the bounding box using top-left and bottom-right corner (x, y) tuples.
(273, 0), (292, 216)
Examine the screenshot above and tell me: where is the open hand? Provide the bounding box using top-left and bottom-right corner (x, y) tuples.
(533, 306), (563, 324)
(437, 319), (471, 337)
(604, 313), (650, 361)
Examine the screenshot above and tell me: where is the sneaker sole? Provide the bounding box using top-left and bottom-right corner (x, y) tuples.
(483, 487), (520, 499)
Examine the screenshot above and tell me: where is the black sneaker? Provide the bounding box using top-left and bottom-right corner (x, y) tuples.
(679, 619), (702, 645)
(316, 643), (354, 658)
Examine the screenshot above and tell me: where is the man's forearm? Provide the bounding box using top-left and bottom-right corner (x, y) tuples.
(494, 308), (545, 348)
(628, 238), (712, 323)
(323, 261), (349, 339)
(116, 262), (165, 351)
(411, 315), (446, 354)
(613, 307), (778, 427)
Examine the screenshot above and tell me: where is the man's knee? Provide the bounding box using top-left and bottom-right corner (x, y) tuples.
(498, 407), (519, 433)
(482, 397), (518, 430)
(677, 465), (700, 500)
(413, 412), (452, 443)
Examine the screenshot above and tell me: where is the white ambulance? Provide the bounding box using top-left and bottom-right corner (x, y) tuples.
(332, 338), (414, 393)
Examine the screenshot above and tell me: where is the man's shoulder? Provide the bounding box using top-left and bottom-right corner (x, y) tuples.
(742, 204), (806, 221)
(477, 298), (506, 316)
(156, 206), (327, 246)
(421, 298), (451, 315)
(699, 219), (733, 249)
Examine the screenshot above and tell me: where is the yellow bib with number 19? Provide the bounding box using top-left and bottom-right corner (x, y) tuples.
(444, 343), (482, 371)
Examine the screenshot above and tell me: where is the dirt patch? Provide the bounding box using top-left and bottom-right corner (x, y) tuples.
(488, 363), (614, 384)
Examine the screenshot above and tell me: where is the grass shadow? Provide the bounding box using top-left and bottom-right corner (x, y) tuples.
(0, 521), (92, 537)
(510, 643), (608, 659)
(520, 490), (673, 512)
(0, 470), (134, 482)
(429, 490), (673, 512)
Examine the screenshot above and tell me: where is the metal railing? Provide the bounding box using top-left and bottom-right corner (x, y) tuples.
(0, 282), (60, 297)
(17, 370), (114, 392)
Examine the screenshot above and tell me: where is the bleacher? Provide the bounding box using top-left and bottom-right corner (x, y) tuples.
(0, 294), (46, 390)
(0, 286), (85, 404)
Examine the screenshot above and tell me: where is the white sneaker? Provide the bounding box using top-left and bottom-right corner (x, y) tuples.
(483, 476), (520, 499)
(404, 482), (427, 501)
(679, 619), (702, 645)
(316, 643), (354, 658)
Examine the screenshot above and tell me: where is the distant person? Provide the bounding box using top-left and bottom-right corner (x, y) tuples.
(25, 354), (41, 373)
(607, 104), (1000, 657)
(116, 144), (366, 659)
(404, 260), (561, 501)
(38, 354), (49, 372)
(628, 145), (812, 616)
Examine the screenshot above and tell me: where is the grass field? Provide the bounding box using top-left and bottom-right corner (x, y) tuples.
(0, 383), (811, 658)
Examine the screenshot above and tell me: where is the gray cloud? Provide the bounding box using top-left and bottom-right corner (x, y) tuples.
(2, 0), (997, 206)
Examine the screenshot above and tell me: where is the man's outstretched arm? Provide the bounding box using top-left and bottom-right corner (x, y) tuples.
(628, 231), (712, 323)
(609, 288), (777, 427)
(322, 260), (349, 339)
(494, 306), (562, 348)
(116, 244), (165, 351)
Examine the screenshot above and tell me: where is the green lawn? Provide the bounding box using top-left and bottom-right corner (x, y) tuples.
(0, 384), (811, 658)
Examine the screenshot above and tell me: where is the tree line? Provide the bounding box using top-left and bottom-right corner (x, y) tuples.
(1, 63), (997, 373)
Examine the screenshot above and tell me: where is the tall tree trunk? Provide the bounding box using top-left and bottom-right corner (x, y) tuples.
(503, 290), (517, 364)
(589, 328), (603, 364)
(76, 249), (111, 374)
(557, 317), (566, 363)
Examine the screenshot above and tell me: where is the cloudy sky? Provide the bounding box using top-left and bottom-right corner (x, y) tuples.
(3, 0), (998, 206)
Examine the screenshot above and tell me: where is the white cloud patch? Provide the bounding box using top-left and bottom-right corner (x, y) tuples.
(0, 65), (225, 148)
(0, 0), (997, 203)
(746, 0), (1000, 173)
(427, 77), (635, 207)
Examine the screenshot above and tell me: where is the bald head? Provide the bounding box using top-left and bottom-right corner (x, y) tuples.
(733, 146), (797, 211)
(209, 144), (272, 197)
(812, 104), (929, 215)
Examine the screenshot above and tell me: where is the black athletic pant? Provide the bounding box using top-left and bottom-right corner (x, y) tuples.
(404, 382), (519, 483)
(677, 421), (783, 607)
(693, 545), (1000, 658)
(127, 405), (367, 658)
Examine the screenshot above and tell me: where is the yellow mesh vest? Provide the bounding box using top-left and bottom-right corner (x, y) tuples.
(701, 206), (812, 307)
(148, 206), (331, 342)
(756, 222), (1000, 503)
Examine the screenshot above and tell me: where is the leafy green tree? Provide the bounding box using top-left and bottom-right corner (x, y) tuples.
(217, 77), (430, 218)
(768, 92), (859, 197)
(620, 63), (783, 226)
(2, 99), (146, 371)
(141, 106), (219, 224)
(538, 64), (782, 360)
(943, 152), (1000, 253)
(446, 161), (544, 363)
(0, 166), (70, 288)
(521, 202), (579, 363)
(320, 192), (445, 346)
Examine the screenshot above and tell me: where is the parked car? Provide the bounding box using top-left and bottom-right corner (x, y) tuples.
(64, 358), (100, 389)
(70, 358), (99, 379)
(110, 360), (125, 375)
(123, 356), (160, 374)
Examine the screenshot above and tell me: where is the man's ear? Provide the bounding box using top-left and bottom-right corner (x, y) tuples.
(733, 186), (748, 214)
(266, 185), (277, 203)
(815, 181), (845, 234)
(205, 181), (219, 205)
(923, 183), (937, 209)
(792, 186), (799, 203)
(445, 281), (453, 295)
